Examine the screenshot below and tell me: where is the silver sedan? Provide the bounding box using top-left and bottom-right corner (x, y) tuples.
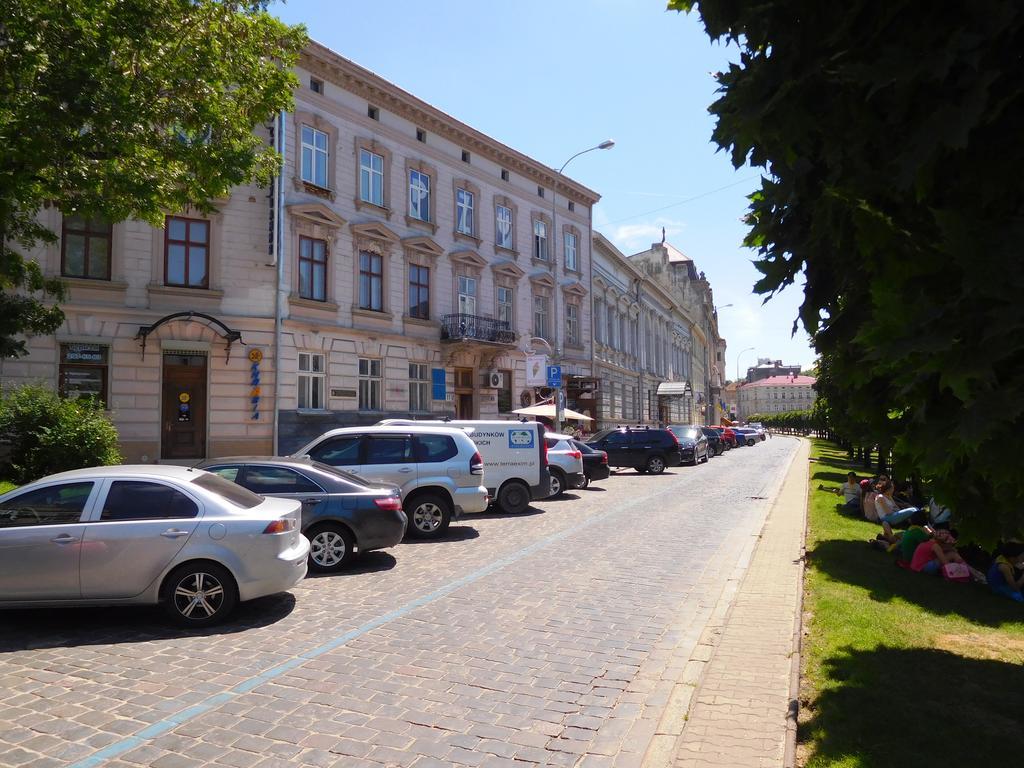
(0, 465), (309, 626)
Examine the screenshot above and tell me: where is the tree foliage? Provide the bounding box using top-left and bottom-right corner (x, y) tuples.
(0, 0), (306, 356)
(672, 1), (1024, 541)
(0, 385), (122, 483)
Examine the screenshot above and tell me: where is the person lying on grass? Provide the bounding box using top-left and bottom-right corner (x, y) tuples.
(910, 529), (967, 575)
(987, 544), (1024, 603)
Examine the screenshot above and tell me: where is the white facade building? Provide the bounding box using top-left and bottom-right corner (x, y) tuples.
(737, 374), (817, 419)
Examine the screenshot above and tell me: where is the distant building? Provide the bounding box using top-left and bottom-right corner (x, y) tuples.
(743, 357), (803, 383)
(737, 374), (816, 419)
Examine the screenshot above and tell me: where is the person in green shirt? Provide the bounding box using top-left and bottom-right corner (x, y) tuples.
(896, 509), (932, 565)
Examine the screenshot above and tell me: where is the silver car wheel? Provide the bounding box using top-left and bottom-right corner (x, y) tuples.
(549, 472), (563, 497)
(310, 530), (348, 567)
(413, 502), (443, 533)
(172, 571), (226, 620)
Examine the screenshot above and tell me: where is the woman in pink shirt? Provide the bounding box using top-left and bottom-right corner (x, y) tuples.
(910, 530), (965, 575)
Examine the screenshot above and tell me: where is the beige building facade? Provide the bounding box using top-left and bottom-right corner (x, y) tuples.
(737, 374), (817, 419)
(1, 42), (599, 459)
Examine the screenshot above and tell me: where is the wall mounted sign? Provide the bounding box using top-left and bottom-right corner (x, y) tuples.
(249, 349), (263, 420)
(330, 388), (357, 398)
(431, 368), (447, 401)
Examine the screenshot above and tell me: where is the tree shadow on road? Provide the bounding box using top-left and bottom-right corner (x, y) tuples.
(800, 646), (1024, 767)
(806, 538), (1023, 628)
(0, 592), (296, 653)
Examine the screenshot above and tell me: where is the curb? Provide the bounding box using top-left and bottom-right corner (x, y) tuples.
(783, 439), (810, 767)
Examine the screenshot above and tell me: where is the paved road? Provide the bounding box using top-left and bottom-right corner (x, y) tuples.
(0, 437), (800, 768)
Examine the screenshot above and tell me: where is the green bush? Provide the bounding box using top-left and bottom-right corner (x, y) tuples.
(0, 385), (122, 484)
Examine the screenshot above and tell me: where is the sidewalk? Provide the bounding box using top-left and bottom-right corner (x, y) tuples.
(645, 437), (810, 768)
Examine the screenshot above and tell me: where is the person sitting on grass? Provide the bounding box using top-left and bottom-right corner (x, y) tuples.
(986, 544), (1024, 603)
(909, 529), (966, 575)
(895, 509), (932, 567)
(874, 480), (917, 546)
(840, 472), (861, 513)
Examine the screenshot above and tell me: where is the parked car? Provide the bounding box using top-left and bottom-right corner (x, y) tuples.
(732, 427), (759, 446)
(572, 440), (610, 489)
(196, 457), (406, 572)
(700, 426), (725, 456)
(378, 419), (549, 514)
(293, 425), (488, 539)
(718, 426), (738, 449)
(542, 433), (585, 497)
(747, 422), (768, 441)
(0, 465), (308, 626)
(667, 425), (711, 465)
(586, 426), (683, 474)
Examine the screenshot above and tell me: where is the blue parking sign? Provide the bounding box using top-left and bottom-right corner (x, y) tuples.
(546, 365), (562, 388)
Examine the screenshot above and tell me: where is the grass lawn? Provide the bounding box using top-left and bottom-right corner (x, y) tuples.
(0, 480), (14, 494)
(798, 439), (1024, 768)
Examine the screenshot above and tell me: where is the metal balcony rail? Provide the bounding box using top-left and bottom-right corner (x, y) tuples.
(440, 313), (517, 344)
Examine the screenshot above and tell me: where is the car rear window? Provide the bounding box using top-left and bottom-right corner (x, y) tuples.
(573, 440), (599, 454)
(415, 433), (458, 462)
(192, 472), (262, 509)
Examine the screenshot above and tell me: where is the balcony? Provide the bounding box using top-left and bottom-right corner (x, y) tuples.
(440, 313), (517, 346)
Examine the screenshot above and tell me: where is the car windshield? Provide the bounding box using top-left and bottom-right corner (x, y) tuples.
(587, 428), (616, 443)
(671, 427), (701, 441)
(572, 440), (598, 454)
(191, 472), (262, 509)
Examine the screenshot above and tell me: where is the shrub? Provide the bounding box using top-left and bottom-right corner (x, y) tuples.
(0, 385), (122, 484)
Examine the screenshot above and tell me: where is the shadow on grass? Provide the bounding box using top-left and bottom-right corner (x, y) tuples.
(800, 646), (1024, 767)
(806, 539), (1022, 628)
(811, 469), (852, 485)
(0, 592), (296, 653)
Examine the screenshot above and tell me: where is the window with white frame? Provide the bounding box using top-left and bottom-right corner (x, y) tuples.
(409, 169), (430, 222)
(497, 286), (513, 327)
(594, 299), (604, 344)
(496, 204), (513, 249)
(457, 275), (477, 316)
(358, 358), (382, 410)
(360, 149), (385, 206)
(533, 219), (547, 261)
(533, 294), (549, 339)
(456, 188), (474, 235)
(409, 362), (430, 412)
(566, 303), (579, 345)
(564, 231), (578, 271)
(301, 125), (329, 188)
(298, 352), (326, 410)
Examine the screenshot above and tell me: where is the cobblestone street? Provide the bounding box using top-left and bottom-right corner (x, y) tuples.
(0, 437), (801, 768)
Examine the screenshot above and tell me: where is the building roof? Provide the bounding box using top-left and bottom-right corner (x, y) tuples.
(741, 375), (816, 388)
(663, 242), (692, 263)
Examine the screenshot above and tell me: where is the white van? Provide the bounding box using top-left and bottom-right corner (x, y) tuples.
(378, 419), (550, 514)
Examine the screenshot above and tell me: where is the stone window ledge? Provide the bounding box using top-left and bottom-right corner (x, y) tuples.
(147, 284), (224, 300)
(288, 295), (340, 313)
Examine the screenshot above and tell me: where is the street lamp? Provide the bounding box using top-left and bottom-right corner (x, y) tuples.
(736, 346), (756, 384)
(550, 139), (615, 433)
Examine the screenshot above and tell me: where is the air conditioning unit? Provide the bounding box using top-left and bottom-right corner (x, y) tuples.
(485, 371), (502, 388)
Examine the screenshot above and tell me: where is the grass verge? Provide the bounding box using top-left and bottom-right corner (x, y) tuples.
(0, 480), (15, 494)
(798, 439), (1024, 768)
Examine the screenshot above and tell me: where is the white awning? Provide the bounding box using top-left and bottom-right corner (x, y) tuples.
(657, 381), (692, 396)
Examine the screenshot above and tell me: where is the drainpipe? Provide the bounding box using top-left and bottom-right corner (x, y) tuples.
(272, 109), (286, 454)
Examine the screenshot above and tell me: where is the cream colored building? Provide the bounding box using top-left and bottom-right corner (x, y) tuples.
(737, 374), (817, 419)
(1, 42), (599, 459)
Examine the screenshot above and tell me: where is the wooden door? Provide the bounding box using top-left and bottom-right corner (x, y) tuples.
(162, 353), (207, 459)
(454, 367), (474, 419)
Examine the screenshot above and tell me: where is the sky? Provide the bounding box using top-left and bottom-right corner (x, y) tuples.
(270, 0), (817, 378)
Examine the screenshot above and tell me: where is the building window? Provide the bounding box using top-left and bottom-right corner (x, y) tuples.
(367, 105), (379, 121)
(358, 358), (382, 410)
(409, 363), (430, 412)
(533, 295), (549, 339)
(457, 275), (477, 316)
(497, 286), (514, 327)
(409, 264), (430, 319)
(533, 219), (547, 261)
(501, 169), (510, 182)
(409, 169), (431, 222)
(61, 215), (112, 280)
(564, 231), (578, 271)
(358, 251), (384, 311)
(309, 77), (323, 94)
(461, 150), (470, 163)
(298, 236), (327, 301)
(360, 148), (385, 207)
(566, 303), (579, 345)
(164, 216), (209, 288)
(497, 369), (513, 413)
(416, 127), (426, 143)
(298, 352), (326, 410)
(537, 186), (545, 199)
(568, 201), (575, 212)
(456, 188), (475, 235)
(300, 125), (329, 188)
(496, 204), (513, 249)
(59, 343), (109, 405)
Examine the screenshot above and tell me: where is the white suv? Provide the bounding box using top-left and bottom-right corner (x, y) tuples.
(293, 426), (488, 539)
(543, 433), (585, 497)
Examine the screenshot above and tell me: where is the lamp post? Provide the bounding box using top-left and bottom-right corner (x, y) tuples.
(550, 139), (614, 433)
(736, 346), (755, 420)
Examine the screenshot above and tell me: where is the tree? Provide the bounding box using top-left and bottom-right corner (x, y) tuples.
(0, 0), (306, 357)
(672, 1), (1024, 541)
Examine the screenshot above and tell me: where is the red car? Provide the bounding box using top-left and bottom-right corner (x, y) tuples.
(712, 426), (738, 449)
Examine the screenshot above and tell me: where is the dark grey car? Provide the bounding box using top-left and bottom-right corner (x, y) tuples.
(197, 457), (407, 573)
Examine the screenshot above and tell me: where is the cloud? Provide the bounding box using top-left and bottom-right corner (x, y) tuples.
(602, 217), (688, 254)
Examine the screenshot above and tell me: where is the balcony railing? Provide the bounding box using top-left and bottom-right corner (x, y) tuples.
(440, 313), (517, 345)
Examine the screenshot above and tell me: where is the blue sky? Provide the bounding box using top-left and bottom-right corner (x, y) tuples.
(270, 0), (816, 377)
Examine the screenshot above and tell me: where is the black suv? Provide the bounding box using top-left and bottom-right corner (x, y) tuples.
(586, 426), (683, 474)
